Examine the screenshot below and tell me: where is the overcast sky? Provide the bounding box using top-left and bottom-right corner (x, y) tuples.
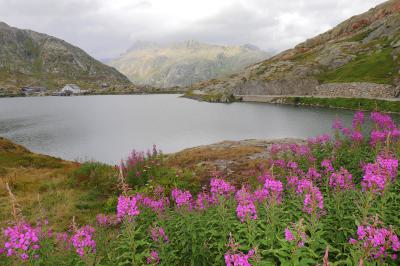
(0, 0), (388, 60)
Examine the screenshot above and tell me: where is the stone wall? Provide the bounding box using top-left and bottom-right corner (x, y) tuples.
(233, 79), (319, 96)
(314, 82), (399, 98)
(235, 80), (400, 99)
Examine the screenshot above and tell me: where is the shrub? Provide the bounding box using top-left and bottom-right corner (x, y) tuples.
(68, 162), (117, 195)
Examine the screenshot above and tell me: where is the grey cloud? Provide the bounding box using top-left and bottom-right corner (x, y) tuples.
(0, 0), (388, 59)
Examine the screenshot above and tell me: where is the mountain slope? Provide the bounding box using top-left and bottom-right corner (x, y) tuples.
(191, 0), (400, 99)
(109, 40), (269, 88)
(0, 22), (130, 91)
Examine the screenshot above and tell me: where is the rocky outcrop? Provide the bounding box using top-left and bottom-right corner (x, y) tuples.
(0, 22), (130, 91)
(190, 0), (400, 100)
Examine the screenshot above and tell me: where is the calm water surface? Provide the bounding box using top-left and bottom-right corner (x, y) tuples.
(0, 94), (384, 164)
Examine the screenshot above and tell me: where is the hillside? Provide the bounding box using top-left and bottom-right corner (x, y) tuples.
(0, 22), (130, 92)
(109, 40), (269, 88)
(190, 0), (400, 99)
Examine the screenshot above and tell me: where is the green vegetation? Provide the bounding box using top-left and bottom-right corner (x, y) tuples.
(1, 113), (400, 265)
(346, 29), (374, 42)
(317, 47), (398, 84)
(282, 96), (400, 113)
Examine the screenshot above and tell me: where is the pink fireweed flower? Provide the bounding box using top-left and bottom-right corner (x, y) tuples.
(284, 228), (295, 242)
(351, 131), (363, 142)
(303, 186), (324, 215)
(286, 175), (300, 192)
(292, 144), (312, 157)
(235, 187), (257, 223)
(287, 161), (298, 171)
(308, 134), (331, 146)
(117, 195), (141, 220)
(259, 177), (283, 205)
(270, 144), (282, 156)
(225, 249), (255, 266)
(96, 214), (108, 227)
(295, 179), (313, 194)
(3, 223), (40, 261)
(306, 167), (321, 182)
(352, 111), (364, 130)
(361, 156), (398, 194)
(296, 180), (323, 215)
(195, 191), (214, 210)
(321, 159), (335, 173)
(71, 225), (96, 257)
(171, 188), (193, 209)
(392, 128), (400, 139)
(142, 196), (170, 213)
(147, 250), (160, 265)
(284, 219), (307, 247)
(271, 159), (286, 169)
(150, 226), (168, 243)
(371, 112), (396, 131)
(96, 214), (118, 227)
(349, 218), (400, 261)
(329, 167), (354, 191)
(370, 130), (386, 145)
(341, 127), (351, 137)
(210, 178), (235, 199)
(377, 156), (398, 181)
(332, 118), (343, 130)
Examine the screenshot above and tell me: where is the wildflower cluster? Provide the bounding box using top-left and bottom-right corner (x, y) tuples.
(284, 219), (308, 247)
(235, 187), (257, 222)
(210, 178), (236, 199)
(224, 249), (255, 266)
(370, 112), (399, 145)
(295, 179), (324, 215)
(255, 175), (283, 205)
(329, 167), (354, 191)
(3, 223), (40, 260)
(171, 188), (193, 209)
(96, 214), (119, 227)
(361, 156), (398, 194)
(150, 226), (168, 243)
(71, 225), (96, 257)
(349, 218), (400, 261)
(225, 235), (255, 266)
(147, 250), (160, 265)
(117, 195), (141, 219)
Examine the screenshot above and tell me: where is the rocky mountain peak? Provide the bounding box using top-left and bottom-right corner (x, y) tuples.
(109, 41), (270, 88)
(0, 22), (130, 91)
(190, 0), (400, 99)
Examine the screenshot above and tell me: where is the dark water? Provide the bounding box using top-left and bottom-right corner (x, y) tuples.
(0, 94), (374, 164)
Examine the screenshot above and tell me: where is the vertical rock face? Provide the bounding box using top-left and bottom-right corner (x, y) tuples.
(109, 40), (270, 88)
(191, 0), (400, 99)
(0, 22), (130, 90)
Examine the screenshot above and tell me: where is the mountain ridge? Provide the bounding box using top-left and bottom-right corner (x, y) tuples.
(109, 40), (269, 88)
(190, 0), (400, 99)
(0, 22), (131, 91)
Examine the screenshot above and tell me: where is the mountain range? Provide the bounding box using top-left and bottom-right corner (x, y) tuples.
(0, 22), (130, 91)
(109, 40), (269, 88)
(190, 0), (400, 99)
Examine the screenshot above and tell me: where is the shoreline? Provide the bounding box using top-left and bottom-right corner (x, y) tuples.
(183, 92), (400, 114)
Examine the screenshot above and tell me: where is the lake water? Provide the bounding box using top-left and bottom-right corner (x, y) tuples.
(0, 94), (378, 164)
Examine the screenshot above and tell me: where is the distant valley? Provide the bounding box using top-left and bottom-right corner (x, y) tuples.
(108, 40), (269, 88)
